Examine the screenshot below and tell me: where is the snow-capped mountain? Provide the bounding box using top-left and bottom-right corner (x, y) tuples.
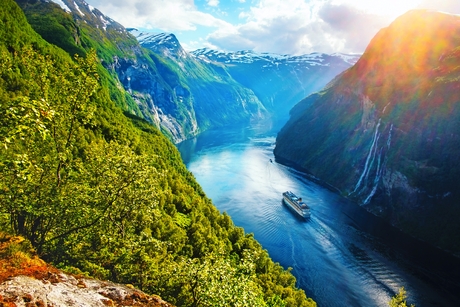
(190, 48), (360, 120)
(50, 0), (126, 33)
(192, 48), (359, 67)
(128, 30), (188, 59)
(131, 30), (359, 122)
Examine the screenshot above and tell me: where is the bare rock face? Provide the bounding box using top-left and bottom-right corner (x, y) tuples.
(0, 273), (173, 307)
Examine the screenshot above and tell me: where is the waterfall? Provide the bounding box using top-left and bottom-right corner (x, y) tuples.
(363, 131), (381, 185)
(363, 123), (393, 204)
(363, 148), (383, 204)
(387, 124), (393, 149)
(352, 119), (381, 194)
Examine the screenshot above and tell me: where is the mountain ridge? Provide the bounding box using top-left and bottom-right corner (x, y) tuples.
(189, 46), (360, 121)
(274, 9), (460, 254)
(40, 0), (358, 143)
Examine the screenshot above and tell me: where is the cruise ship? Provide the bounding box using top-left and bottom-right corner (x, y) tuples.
(282, 191), (311, 219)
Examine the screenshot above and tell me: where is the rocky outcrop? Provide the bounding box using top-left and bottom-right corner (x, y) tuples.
(0, 234), (173, 307)
(274, 10), (460, 253)
(0, 275), (173, 307)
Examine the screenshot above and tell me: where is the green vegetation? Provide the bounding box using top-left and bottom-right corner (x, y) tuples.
(17, 0), (146, 119)
(389, 287), (414, 307)
(0, 1), (315, 306)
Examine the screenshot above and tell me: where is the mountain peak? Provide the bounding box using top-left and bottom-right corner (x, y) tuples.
(129, 30), (187, 59)
(51, 0), (126, 32)
(191, 48), (359, 67)
(351, 9), (460, 84)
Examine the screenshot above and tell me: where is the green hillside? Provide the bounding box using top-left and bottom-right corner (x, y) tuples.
(0, 0), (315, 306)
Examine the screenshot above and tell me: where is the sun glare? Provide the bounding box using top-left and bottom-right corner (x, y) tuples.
(334, 0), (423, 19)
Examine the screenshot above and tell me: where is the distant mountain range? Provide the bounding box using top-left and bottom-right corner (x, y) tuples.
(20, 0), (358, 143)
(274, 10), (460, 254)
(191, 48), (359, 121)
(125, 24), (359, 141)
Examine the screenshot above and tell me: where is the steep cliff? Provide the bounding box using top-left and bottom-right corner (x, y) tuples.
(131, 31), (267, 132)
(17, 0), (266, 143)
(274, 10), (460, 253)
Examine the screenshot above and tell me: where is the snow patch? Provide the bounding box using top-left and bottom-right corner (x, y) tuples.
(50, 0), (71, 12)
(99, 14), (111, 31)
(191, 48), (359, 67)
(74, 1), (84, 16)
(331, 52), (361, 65)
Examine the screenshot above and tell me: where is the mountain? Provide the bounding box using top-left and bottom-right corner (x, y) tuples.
(3, 0), (316, 305)
(18, 0), (266, 143)
(131, 30), (359, 131)
(274, 10), (460, 254)
(17, 0), (194, 142)
(129, 30), (267, 134)
(18, 0), (357, 143)
(192, 49), (359, 120)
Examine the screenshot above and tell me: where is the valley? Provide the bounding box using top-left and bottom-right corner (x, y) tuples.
(2, 0), (460, 306)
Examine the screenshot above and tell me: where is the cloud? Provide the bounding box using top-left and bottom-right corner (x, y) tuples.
(418, 0), (460, 13)
(84, 0), (230, 31)
(318, 3), (388, 52)
(207, 0), (219, 7)
(206, 0), (390, 54)
(83, 0), (460, 55)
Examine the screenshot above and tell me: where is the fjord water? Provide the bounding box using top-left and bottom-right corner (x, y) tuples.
(177, 122), (460, 307)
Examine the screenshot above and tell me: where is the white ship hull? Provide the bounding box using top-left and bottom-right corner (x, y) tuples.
(282, 191), (311, 219)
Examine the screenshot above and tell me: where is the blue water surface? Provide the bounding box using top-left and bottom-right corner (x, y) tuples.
(177, 122), (460, 307)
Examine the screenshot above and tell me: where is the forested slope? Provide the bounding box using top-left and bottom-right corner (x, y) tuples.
(0, 0), (315, 306)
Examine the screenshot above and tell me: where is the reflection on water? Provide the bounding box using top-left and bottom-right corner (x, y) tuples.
(177, 123), (460, 307)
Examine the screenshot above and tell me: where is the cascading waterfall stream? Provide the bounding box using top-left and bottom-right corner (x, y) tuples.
(387, 124), (393, 149)
(352, 120), (394, 204)
(353, 119), (381, 194)
(362, 131), (381, 188)
(363, 148), (384, 204)
(363, 123), (393, 204)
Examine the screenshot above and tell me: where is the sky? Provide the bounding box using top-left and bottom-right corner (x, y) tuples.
(82, 0), (460, 55)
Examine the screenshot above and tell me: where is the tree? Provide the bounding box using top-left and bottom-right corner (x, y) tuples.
(1, 47), (161, 256)
(0, 46), (98, 251)
(389, 287), (415, 307)
(168, 249), (270, 307)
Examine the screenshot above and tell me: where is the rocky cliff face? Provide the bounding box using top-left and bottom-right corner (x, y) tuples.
(109, 52), (200, 142)
(274, 10), (460, 253)
(57, 0), (204, 142)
